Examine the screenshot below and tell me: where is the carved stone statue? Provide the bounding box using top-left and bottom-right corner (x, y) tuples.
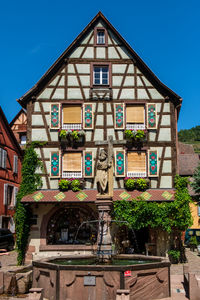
(96, 149), (111, 194)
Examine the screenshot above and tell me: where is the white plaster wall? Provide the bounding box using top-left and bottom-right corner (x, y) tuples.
(97, 103), (103, 112)
(149, 131), (156, 142)
(142, 77), (152, 87)
(96, 115), (103, 125)
(162, 160), (172, 173)
(85, 131), (92, 142)
(165, 147), (172, 158)
(49, 76), (59, 86)
(58, 76), (65, 86)
(161, 115), (171, 126)
(94, 129), (104, 141)
(112, 89), (120, 99)
(156, 103), (162, 113)
(68, 64), (75, 73)
(106, 103), (111, 112)
(80, 31), (93, 44)
(76, 64), (90, 74)
(158, 128), (171, 142)
(43, 148), (59, 158)
(85, 179), (92, 189)
(117, 46), (131, 59)
(32, 129), (48, 141)
(50, 131), (59, 142)
(138, 89), (149, 99)
(69, 47), (84, 58)
(124, 76), (134, 86)
(151, 179), (158, 189)
(137, 77), (144, 87)
(107, 129), (115, 139)
(107, 115), (113, 126)
(82, 47), (94, 59)
(52, 89), (64, 99)
(112, 76), (123, 86)
(50, 179), (59, 189)
(117, 131), (124, 140)
(34, 102), (41, 112)
(32, 115), (43, 126)
(68, 76), (79, 86)
(163, 103), (170, 113)
(38, 88), (53, 99)
(41, 178), (47, 189)
(96, 47), (106, 59)
(149, 89), (164, 99)
(128, 65), (134, 74)
(160, 176), (172, 188)
(68, 88), (83, 99)
(83, 88), (90, 99)
(112, 64), (127, 73)
(80, 76), (90, 86)
(108, 47), (119, 59)
(120, 89), (134, 99)
(42, 103), (51, 112)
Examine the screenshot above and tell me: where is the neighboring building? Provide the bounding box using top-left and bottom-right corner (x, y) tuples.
(10, 109), (27, 148)
(178, 142), (200, 230)
(18, 12), (182, 260)
(0, 106), (23, 232)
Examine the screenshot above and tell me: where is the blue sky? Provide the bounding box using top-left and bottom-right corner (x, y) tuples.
(0, 0), (199, 130)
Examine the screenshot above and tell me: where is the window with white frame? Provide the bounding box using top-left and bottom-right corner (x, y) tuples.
(97, 30), (105, 44)
(93, 66), (109, 85)
(3, 184), (18, 207)
(126, 105), (145, 130)
(127, 152), (146, 177)
(13, 155), (18, 174)
(62, 152), (82, 178)
(62, 105), (82, 130)
(0, 148), (7, 169)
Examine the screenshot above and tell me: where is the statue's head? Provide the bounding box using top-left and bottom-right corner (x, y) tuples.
(99, 149), (107, 161)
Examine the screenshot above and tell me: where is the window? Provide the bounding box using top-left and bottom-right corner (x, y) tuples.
(126, 105), (145, 130)
(62, 152), (82, 178)
(20, 134), (26, 145)
(7, 186), (13, 206)
(13, 155), (18, 174)
(93, 66), (109, 85)
(4, 184), (18, 207)
(0, 148), (7, 169)
(127, 152), (146, 177)
(97, 30), (105, 44)
(62, 105), (82, 130)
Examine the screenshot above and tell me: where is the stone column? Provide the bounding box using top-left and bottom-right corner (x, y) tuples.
(95, 195), (113, 262)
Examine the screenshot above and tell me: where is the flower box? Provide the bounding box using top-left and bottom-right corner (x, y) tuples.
(124, 129), (147, 142)
(59, 130), (85, 144)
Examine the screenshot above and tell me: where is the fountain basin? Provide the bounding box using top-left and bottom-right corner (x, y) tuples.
(32, 254), (170, 300)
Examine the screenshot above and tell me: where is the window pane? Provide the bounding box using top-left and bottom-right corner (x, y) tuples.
(102, 67), (108, 72)
(94, 67), (100, 72)
(94, 78), (100, 84)
(97, 31), (105, 44)
(102, 79), (108, 85)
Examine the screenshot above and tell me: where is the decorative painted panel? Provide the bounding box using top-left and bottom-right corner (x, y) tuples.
(147, 104), (157, 129)
(83, 104), (94, 129)
(50, 103), (60, 129)
(148, 150), (158, 177)
(84, 151), (94, 178)
(50, 151), (60, 177)
(115, 150), (125, 177)
(114, 103), (124, 129)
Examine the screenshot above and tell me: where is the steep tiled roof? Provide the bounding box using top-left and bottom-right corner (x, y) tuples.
(21, 189), (175, 203)
(179, 142), (195, 154)
(179, 154), (199, 176)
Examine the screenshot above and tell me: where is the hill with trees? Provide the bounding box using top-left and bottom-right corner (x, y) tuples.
(178, 125), (200, 153)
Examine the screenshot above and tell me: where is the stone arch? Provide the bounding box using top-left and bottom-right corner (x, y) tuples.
(40, 204), (97, 246)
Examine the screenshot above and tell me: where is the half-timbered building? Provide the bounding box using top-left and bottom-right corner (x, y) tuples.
(0, 106), (22, 232)
(18, 12), (182, 260)
(10, 109), (27, 148)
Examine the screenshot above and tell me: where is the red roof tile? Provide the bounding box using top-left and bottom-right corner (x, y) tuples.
(21, 189), (175, 203)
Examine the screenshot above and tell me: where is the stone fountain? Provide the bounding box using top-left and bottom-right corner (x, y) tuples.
(32, 136), (171, 300)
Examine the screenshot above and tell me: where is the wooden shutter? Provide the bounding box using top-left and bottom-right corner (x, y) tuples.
(50, 151), (60, 177)
(14, 155), (18, 173)
(2, 150), (7, 169)
(3, 184), (8, 205)
(83, 104), (94, 129)
(63, 153), (82, 172)
(114, 104), (124, 129)
(63, 106), (81, 124)
(115, 150), (125, 177)
(50, 103), (60, 129)
(0, 148), (2, 168)
(127, 152), (146, 173)
(84, 151), (94, 177)
(147, 103), (157, 129)
(126, 106), (144, 123)
(14, 187), (18, 206)
(148, 150), (159, 177)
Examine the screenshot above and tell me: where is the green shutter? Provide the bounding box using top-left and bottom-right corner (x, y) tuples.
(147, 104), (157, 129)
(115, 150), (125, 177)
(148, 150), (158, 177)
(50, 103), (60, 129)
(84, 151), (94, 178)
(114, 103), (124, 129)
(50, 151), (60, 177)
(83, 104), (93, 129)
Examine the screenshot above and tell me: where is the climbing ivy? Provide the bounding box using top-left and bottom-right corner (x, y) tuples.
(113, 175), (193, 233)
(15, 144), (43, 265)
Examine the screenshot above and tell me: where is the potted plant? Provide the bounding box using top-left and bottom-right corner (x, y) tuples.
(124, 129), (146, 143)
(168, 250), (180, 264)
(124, 178), (136, 191)
(58, 179), (70, 191)
(59, 129), (68, 141)
(136, 178), (149, 191)
(70, 179), (82, 192)
(135, 129), (146, 141)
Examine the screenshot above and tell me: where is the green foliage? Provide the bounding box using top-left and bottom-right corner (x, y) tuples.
(114, 175), (193, 233)
(58, 179), (70, 191)
(124, 178), (136, 191)
(191, 163), (200, 199)
(135, 130), (146, 140)
(178, 126), (200, 143)
(30, 141), (47, 147)
(124, 130), (134, 139)
(15, 144), (43, 265)
(71, 179), (82, 192)
(124, 129), (146, 141)
(190, 236), (198, 246)
(168, 250), (180, 263)
(136, 178), (149, 191)
(71, 130), (80, 141)
(124, 178), (149, 191)
(59, 130), (67, 139)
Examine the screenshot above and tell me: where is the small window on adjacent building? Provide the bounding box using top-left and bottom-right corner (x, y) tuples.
(93, 66), (109, 85)
(0, 148), (7, 169)
(127, 152), (146, 178)
(20, 135), (26, 145)
(62, 105), (82, 130)
(62, 152), (82, 178)
(97, 30), (105, 44)
(126, 105), (145, 130)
